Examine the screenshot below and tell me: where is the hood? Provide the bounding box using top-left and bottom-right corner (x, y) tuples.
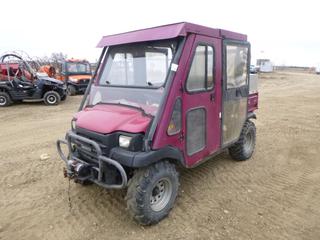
(75, 104), (152, 134)
(68, 74), (91, 81)
(39, 76), (64, 85)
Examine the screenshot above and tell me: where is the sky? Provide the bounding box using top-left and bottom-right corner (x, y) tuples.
(1, 0), (319, 67)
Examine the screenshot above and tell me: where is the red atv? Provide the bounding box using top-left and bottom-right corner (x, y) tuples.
(57, 22), (258, 225)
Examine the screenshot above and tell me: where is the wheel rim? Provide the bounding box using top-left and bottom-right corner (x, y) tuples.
(150, 178), (173, 212)
(47, 95), (57, 104)
(244, 130), (254, 154)
(0, 96), (7, 106)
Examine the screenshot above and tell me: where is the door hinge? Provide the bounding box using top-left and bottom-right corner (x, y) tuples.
(219, 112), (222, 119)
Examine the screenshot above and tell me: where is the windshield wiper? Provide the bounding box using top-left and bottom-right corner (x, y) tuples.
(90, 101), (152, 117)
(116, 102), (153, 117)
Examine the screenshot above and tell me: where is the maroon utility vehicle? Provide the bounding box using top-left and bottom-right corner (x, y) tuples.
(57, 22), (258, 225)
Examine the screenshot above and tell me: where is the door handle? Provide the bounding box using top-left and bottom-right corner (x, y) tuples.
(210, 93), (215, 101)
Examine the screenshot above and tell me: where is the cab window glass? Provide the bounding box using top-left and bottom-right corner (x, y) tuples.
(226, 45), (248, 89)
(186, 45), (214, 92)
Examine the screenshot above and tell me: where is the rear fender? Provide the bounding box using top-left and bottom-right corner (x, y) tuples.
(0, 86), (13, 98)
(0, 85), (11, 92)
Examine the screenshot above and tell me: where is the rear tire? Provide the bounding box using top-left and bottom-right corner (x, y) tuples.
(43, 91), (61, 105)
(67, 85), (76, 96)
(126, 161), (179, 225)
(229, 120), (256, 161)
(0, 92), (12, 107)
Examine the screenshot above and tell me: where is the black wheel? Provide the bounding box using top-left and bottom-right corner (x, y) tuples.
(126, 161), (179, 225)
(0, 92), (12, 107)
(67, 85), (76, 96)
(43, 91), (61, 106)
(229, 120), (256, 161)
(74, 178), (93, 185)
(61, 94), (67, 101)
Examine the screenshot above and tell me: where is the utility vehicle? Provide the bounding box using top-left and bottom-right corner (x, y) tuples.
(0, 54), (67, 106)
(57, 22), (259, 225)
(55, 59), (92, 95)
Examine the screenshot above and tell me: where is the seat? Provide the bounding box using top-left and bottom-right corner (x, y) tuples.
(12, 78), (35, 90)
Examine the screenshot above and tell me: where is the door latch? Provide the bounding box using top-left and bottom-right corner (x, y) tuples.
(179, 132), (184, 141)
(210, 93), (214, 101)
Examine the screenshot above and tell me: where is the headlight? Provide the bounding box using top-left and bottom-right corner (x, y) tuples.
(71, 118), (76, 130)
(119, 135), (132, 148)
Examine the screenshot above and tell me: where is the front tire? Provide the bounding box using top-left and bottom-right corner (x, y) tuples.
(126, 161), (179, 225)
(67, 85), (76, 96)
(229, 120), (256, 161)
(61, 94), (67, 101)
(0, 92), (12, 107)
(43, 91), (61, 106)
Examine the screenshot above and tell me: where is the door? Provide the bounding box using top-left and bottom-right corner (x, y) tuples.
(222, 40), (250, 146)
(182, 35), (222, 167)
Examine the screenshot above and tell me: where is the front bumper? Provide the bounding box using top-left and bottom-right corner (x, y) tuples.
(67, 81), (89, 92)
(56, 85), (67, 97)
(56, 131), (128, 189)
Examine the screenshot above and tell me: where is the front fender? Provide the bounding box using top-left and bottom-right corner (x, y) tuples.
(109, 146), (184, 168)
(247, 112), (257, 120)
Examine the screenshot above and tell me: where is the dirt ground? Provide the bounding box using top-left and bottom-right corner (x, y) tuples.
(0, 71), (320, 240)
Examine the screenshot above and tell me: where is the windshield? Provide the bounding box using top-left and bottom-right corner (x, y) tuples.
(66, 62), (91, 74)
(87, 39), (178, 115)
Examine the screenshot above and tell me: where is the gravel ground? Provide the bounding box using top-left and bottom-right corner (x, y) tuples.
(0, 71), (319, 240)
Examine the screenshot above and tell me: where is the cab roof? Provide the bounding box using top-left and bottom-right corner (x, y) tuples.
(66, 58), (89, 63)
(97, 22), (247, 47)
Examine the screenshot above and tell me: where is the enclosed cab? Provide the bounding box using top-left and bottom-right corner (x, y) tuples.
(56, 59), (92, 95)
(57, 22), (258, 225)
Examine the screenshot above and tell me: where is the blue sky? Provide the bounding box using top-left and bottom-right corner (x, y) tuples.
(1, 0), (319, 67)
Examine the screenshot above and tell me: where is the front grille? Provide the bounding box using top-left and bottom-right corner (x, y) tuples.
(75, 128), (119, 158)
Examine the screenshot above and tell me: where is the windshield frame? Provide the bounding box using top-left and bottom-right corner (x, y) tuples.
(94, 39), (178, 90)
(80, 37), (185, 150)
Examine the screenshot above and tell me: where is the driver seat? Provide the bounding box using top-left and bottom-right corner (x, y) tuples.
(12, 77), (34, 90)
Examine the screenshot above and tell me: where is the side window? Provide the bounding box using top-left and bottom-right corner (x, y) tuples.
(61, 63), (66, 74)
(186, 45), (214, 92)
(207, 46), (214, 89)
(226, 45), (248, 89)
(167, 98), (182, 136)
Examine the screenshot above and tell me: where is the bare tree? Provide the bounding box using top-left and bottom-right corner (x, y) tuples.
(49, 52), (67, 72)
